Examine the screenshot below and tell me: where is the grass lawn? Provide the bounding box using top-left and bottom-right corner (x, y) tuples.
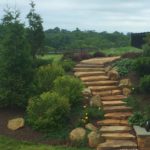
(38, 54), (63, 62)
(101, 46), (142, 56)
(0, 135), (92, 150)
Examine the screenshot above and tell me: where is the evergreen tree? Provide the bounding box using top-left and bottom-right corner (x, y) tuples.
(0, 9), (33, 108)
(27, 1), (45, 58)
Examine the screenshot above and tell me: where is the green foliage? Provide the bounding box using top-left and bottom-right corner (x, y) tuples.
(144, 106), (150, 120)
(34, 64), (64, 94)
(143, 33), (150, 56)
(0, 9), (33, 108)
(112, 58), (134, 77)
(140, 75), (150, 93)
(62, 59), (76, 72)
(27, 1), (45, 57)
(134, 57), (150, 76)
(27, 91), (70, 131)
(54, 75), (84, 107)
(33, 58), (53, 68)
(128, 112), (146, 126)
(123, 96), (140, 111)
(0, 135), (92, 150)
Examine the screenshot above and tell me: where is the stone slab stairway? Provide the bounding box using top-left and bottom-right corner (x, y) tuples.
(74, 58), (138, 150)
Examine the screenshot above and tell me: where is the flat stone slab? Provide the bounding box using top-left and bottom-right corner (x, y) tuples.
(102, 100), (126, 106)
(134, 125), (150, 136)
(105, 112), (132, 119)
(97, 119), (129, 126)
(101, 95), (127, 101)
(103, 106), (132, 113)
(84, 80), (118, 86)
(101, 133), (136, 140)
(81, 56), (121, 65)
(81, 76), (109, 82)
(92, 90), (122, 96)
(76, 64), (104, 68)
(100, 126), (132, 133)
(89, 86), (119, 91)
(97, 140), (137, 149)
(74, 67), (105, 72)
(74, 71), (105, 77)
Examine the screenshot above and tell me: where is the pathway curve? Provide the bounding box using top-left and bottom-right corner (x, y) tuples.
(74, 57), (138, 150)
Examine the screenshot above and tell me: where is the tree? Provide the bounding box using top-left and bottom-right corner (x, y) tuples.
(0, 9), (33, 108)
(27, 1), (45, 58)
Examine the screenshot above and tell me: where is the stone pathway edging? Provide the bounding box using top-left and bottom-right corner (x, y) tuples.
(74, 57), (138, 150)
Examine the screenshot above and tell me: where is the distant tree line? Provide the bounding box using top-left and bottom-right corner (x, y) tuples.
(45, 28), (130, 53)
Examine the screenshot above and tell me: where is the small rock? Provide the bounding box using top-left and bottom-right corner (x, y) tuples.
(105, 66), (112, 73)
(70, 127), (86, 142)
(82, 88), (92, 96)
(88, 131), (105, 148)
(85, 123), (97, 131)
(108, 69), (119, 80)
(90, 95), (102, 107)
(122, 88), (131, 96)
(119, 79), (132, 88)
(7, 118), (24, 131)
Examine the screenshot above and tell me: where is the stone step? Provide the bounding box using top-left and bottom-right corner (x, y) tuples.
(97, 140), (137, 150)
(92, 90), (122, 96)
(101, 133), (136, 140)
(101, 95), (127, 101)
(97, 119), (129, 126)
(84, 80), (118, 86)
(100, 126), (132, 133)
(103, 106), (132, 113)
(75, 64), (104, 68)
(74, 67), (105, 72)
(102, 100), (126, 106)
(74, 71), (106, 77)
(105, 112), (133, 119)
(89, 86), (119, 92)
(80, 76), (109, 82)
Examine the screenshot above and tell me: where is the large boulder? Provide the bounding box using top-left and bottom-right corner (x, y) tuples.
(108, 69), (119, 80)
(7, 118), (24, 131)
(122, 88), (131, 96)
(82, 88), (92, 96)
(119, 79), (132, 88)
(69, 127), (86, 142)
(85, 123), (97, 131)
(90, 95), (102, 107)
(88, 131), (105, 148)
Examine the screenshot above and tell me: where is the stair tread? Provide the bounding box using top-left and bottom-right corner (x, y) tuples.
(101, 95), (127, 101)
(101, 133), (136, 140)
(105, 112), (132, 119)
(97, 140), (137, 149)
(81, 76), (109, 82)
(103, 106), (132, 113)
(102, 100), (126, 106)
(89, 86), (119, 91)
(84, 80), (118, 86)
(74, 71), (105, 77)
(92, 90), (122, 96)
(74, 67), (105, 72)
(97, 119), (129, 126)
(76, 64), (104, 68)
(100, 126), (132, 133)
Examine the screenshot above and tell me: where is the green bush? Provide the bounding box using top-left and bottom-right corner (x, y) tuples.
(123, 96), (140, 111)
(140, 75), (150, 93)
(143, 44), (150, 57)
(34, 64), (64, 93)
(62, 59), (75, 72)
(54, 75), (84, 107)
(134, 57), (150, 76)
(33, 58), (53, 68)
(128, 112), (146, 126)
(112, 58), (134, 76)
(27, 91), (70, 131)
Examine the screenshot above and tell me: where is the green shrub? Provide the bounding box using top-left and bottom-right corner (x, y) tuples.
(140, 75), (150, 93)
(123, 96), (140, 111)
(54, 75), (84, 107)
(33, 58), (53, 68)
(128, 112), (146, 126)
(144, 106), (150, 120)
(112, 58), (134, 76)
(134, 57), (150, 76)
(27, 91), (70, 131)
(62, 59), (75, 72)
(143, 44), (150, 57)
(34, 64), (64, 93)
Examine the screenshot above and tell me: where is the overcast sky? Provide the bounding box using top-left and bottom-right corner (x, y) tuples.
(0, 0), (150, 33)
